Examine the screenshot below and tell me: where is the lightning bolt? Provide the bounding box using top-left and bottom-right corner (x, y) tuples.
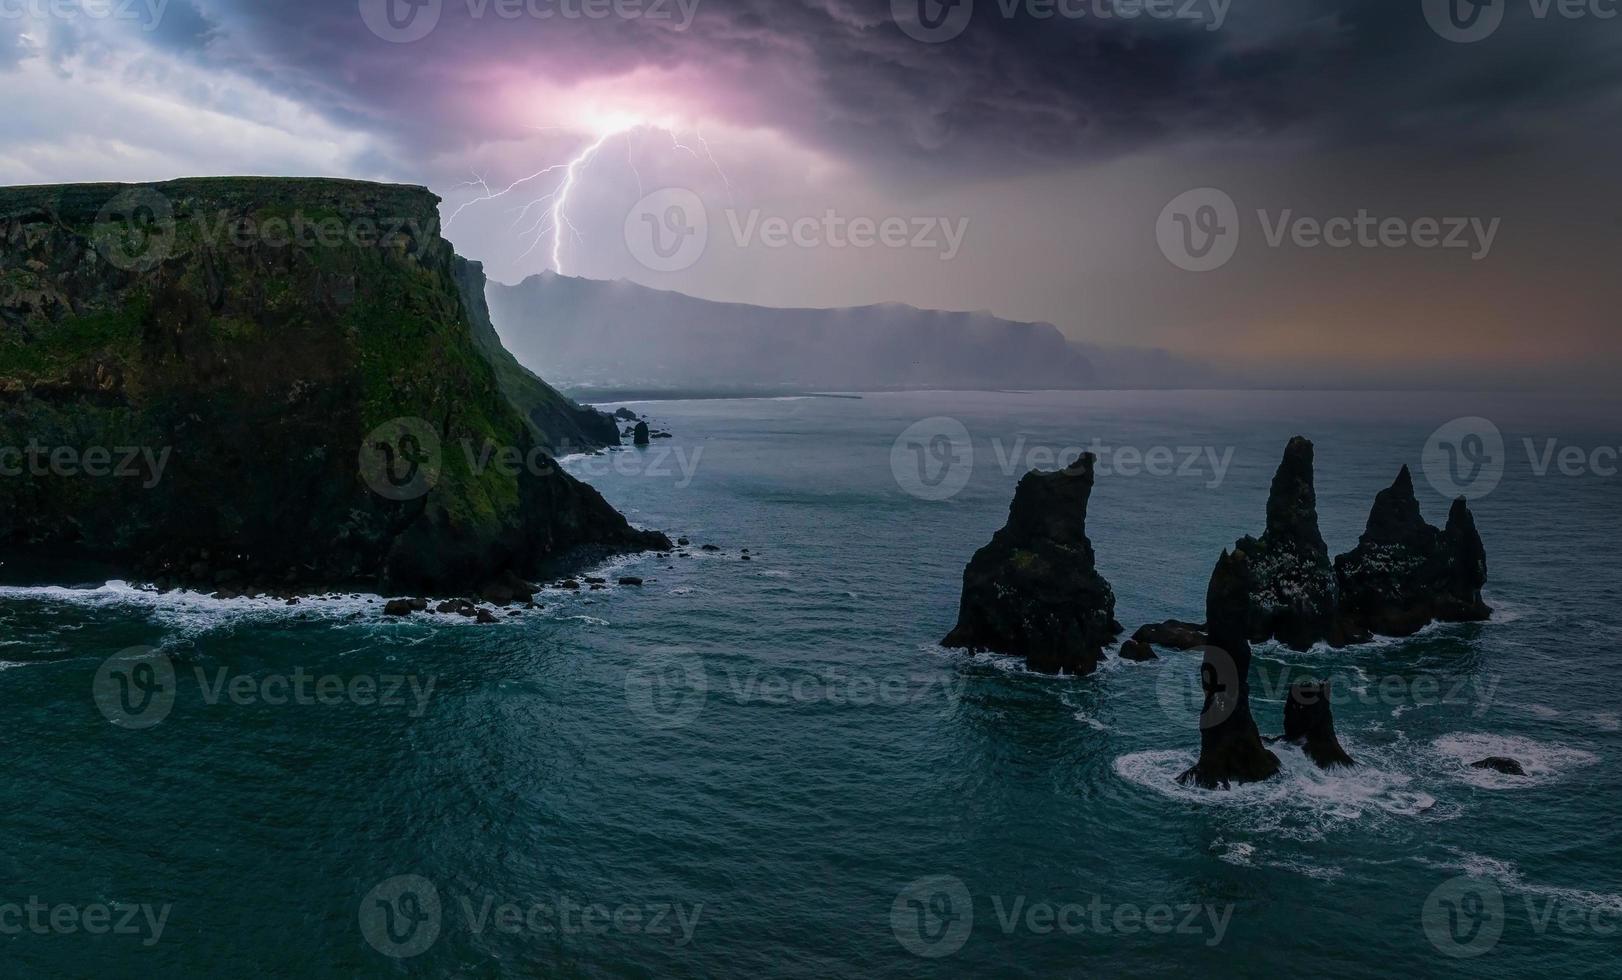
(446, 123), (733, 276)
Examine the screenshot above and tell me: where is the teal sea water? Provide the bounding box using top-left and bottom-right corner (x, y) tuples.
(2, 389), (1619, 977)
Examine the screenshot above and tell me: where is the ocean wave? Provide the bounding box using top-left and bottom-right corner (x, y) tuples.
(1421, 850), (1622, 914)
(1430, 733), (1600, 790)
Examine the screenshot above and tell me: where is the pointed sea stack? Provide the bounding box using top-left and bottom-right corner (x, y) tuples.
(1178, 549), (1281, 788)
(942, 456), (1120, 675)
(633, 421), (651, 447)
(1333, 466), (1490, 636)
(1228, 437), (1347, 650)
(1283, 681), (1355, 769)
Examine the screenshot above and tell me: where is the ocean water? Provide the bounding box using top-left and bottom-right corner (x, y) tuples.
(2, 389), (1619, 978)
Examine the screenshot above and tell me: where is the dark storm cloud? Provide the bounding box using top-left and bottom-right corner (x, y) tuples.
(132, 0), (1620, 177)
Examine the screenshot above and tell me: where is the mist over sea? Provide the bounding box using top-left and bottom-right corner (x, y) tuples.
(3, 389), (1618, 977)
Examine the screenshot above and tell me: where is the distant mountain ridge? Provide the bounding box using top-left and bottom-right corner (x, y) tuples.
(486, 274), (1212, 395)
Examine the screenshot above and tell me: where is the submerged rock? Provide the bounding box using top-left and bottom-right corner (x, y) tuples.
(942, 456), (1120, 675)
(1132, 620), (1207, 651)
(1227, 437), (1344, 650)
(1282, 681), (1355, 769)
(1334, 466), (1491, 637)
(1118, 639), (1158, 662)
(1470, 757), (1526, 776)
(1178, 549), (1282, 789)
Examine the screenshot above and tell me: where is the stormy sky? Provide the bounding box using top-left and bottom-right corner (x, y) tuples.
(3, 0), (1618, 386)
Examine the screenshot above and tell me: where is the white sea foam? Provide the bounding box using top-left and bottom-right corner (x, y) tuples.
(1113, 739), (1442, 842)
(1431, 733), (1600, 789)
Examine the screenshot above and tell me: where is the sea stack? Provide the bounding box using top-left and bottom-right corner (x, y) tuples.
(633, 421), (651, 447)
(942, 455), (1121, 675)
(1228, 437), (1349, 650)
(1334, 467), (1490, 636)
(1283, 681), (1355, 769)
(1178, 548), (1281, 788)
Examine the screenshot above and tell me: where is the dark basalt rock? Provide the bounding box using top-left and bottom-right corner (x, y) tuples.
(1283, 681), (1355, 770)
(942, 455), (1120, 675)
(1118, 639), (1158, 662)
(614, 408), (640, 421)
(383, 599), (416, 617)
(1178, 549), (1282, 789)
(0, 178), (670, 596)
(618, 576), (644, 586)
(633, 421), (651, 446)
(1229, 437), (1344, 651)
(1132, 620), (1207, 651)
(1470, 757), (1526, 776)
(1334, 467), (1491, 637)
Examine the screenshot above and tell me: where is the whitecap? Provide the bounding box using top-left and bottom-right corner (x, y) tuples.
(1431, 733), (1599, 789)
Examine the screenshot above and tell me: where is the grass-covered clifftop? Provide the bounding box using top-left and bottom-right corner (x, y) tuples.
(0, 177), (665, 594)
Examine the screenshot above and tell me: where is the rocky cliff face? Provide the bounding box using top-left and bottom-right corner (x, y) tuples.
(1230, 437), (1346, 650)
(0, 178), (666, 594)
(451, 258), (619, 452)
(1334, 466), (1490, 636)
(942, 456), (1121, 674)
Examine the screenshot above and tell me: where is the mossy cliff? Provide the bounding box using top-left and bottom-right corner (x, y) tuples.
(0, 177), (666, 594)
